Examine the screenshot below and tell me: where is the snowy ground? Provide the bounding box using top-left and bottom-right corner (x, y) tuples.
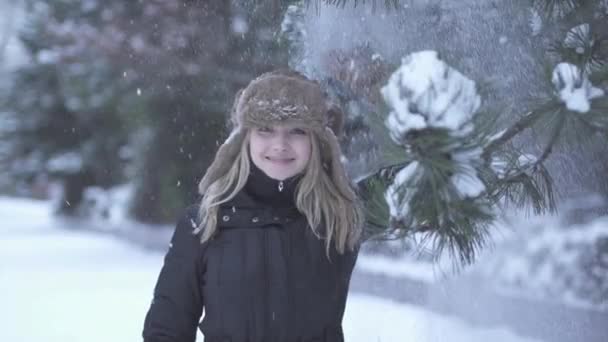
(0, 196), (540, 342)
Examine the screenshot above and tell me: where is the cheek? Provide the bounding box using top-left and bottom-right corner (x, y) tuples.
(295, 139), (312, 164)
(248, 137), (264, 168)
(249, 136), (264, 155)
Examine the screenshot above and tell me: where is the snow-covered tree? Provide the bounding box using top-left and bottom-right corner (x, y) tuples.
(286, 0), (608, 268)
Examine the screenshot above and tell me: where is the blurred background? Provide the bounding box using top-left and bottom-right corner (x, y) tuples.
(0, 1), (607, 341)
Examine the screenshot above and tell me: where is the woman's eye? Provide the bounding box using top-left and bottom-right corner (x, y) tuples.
(257, 127), (273, 133)
(290, 128), (307, 135)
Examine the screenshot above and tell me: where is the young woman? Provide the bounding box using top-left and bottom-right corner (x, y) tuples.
(143, 69), (365, 342)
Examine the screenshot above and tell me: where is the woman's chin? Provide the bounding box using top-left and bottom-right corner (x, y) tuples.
(261, 165), (298, 180)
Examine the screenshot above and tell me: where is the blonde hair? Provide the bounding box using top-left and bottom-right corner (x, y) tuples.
(195, 129), (364, 255)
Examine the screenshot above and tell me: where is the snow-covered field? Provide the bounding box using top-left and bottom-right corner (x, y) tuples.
(0, 196), (540, 342)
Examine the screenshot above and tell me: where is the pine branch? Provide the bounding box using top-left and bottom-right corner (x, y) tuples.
(482, 101), (559, 160)
(589, 62), (608, 84)
(494, 108), (562, 184)
(358, 161), (455, 240)
(533, 0), (582, 20)
(537, 111), (565, 165)
(303, 0), (401, 11)
(566, 96), (608, 144)
(496, 166), (557, 214)
(547, 20), (608, 75)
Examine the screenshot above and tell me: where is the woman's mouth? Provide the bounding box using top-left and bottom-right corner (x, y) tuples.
(266, 156), (295, 164)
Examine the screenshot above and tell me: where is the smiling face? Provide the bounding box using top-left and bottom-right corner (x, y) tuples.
(249, 122), (312, 180)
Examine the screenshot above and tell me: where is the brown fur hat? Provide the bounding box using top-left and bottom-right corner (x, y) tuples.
(232, 69), (344, 135)
(198, 69), (348, 195)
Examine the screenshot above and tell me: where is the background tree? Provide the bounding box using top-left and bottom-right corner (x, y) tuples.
(1, 0), (293, 221)
(111, 0), (291, 223)
(2, 0), (133, 214)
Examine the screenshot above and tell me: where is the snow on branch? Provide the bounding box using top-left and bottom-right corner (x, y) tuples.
(552, 63), (605, 113)
(381, 50), (481, 142)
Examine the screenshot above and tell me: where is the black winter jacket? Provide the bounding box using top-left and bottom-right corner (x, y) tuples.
(143, 164), (360, 342)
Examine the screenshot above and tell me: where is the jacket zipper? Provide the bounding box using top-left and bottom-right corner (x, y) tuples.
(278, 181), (284, 192)
(264, 229), (271, 339)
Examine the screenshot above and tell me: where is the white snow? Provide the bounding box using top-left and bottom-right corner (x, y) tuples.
(280, 3), (312, 76)
(381, 50), (481, 140)
(529, 8), (542, 36)
(471, 211), (608, 311)
(355, 253), (438, 283)
(46, 151), (84, 173)
(491, 156), (509, 179)
(450, 147), (485, 198)
(385, 147), (485, 221)
(0, 198), (160, 342)
(491, 153), (537, 179)
(0, 196), (541, 342)
(231, 16), (249, 35)
(0, 1), (27, 71)
(345, 294), (540, 342)
(37, 49), (60, 64)
(80, 0), (98, 13)
(81, 183), (134, 225)
(129, 35), (146, 52)
(551, 63), (605, 113)
(517, 154), (537, 169)
(384, 161), (420, 219)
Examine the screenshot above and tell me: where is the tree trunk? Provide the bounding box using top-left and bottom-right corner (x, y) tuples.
(56, 171), (94, 216)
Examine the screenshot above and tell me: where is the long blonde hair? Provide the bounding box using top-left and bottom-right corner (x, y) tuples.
(194, 129), (364, 255)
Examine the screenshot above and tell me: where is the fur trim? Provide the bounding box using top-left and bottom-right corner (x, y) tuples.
(198, 129), (246, 194)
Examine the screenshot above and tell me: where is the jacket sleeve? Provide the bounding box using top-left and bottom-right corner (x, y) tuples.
(143, 206), (206, 342)
(336, 241), (360, 321)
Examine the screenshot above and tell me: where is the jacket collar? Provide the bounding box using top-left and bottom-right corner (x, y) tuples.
(244, 159), (302, 209)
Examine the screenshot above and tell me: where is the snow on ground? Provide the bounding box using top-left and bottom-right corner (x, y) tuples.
(0, 196), (540, 342)
(355, 253), (438, 283)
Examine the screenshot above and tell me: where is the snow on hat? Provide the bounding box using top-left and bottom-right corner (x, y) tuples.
(198, 68), (351, 198)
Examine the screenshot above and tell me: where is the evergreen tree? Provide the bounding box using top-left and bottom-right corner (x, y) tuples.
(104, 0), (290, 223)
(1, 0), (133, 214)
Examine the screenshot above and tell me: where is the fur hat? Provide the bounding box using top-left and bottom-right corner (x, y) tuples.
(198, 69), (349, 195)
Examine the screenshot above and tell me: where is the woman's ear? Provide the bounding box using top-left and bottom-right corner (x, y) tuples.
(326, 104), (344, 137)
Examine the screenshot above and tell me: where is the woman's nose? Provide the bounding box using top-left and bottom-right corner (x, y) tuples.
(272, 134), (289, 151)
